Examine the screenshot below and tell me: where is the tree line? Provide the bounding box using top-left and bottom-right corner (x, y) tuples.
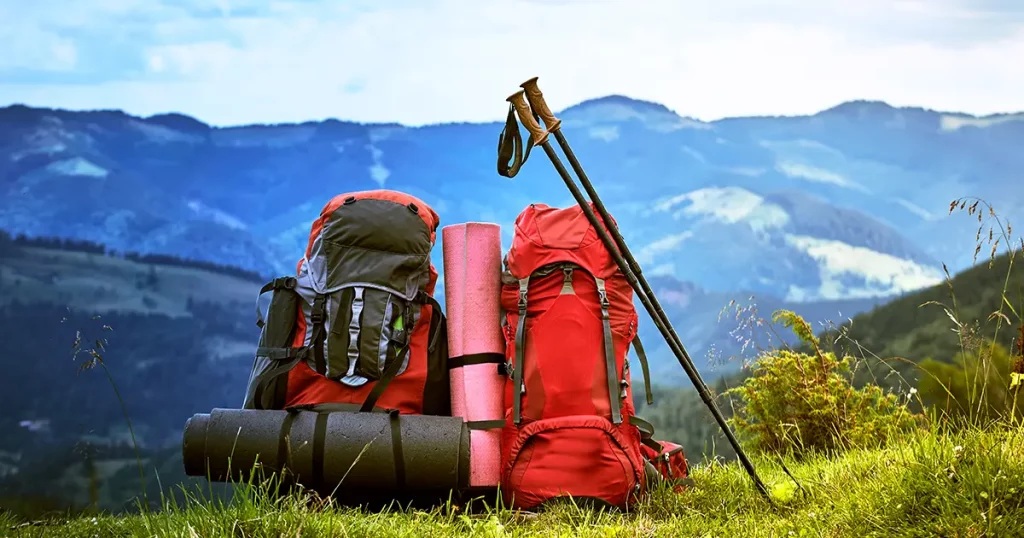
(1, 229), (267, 283)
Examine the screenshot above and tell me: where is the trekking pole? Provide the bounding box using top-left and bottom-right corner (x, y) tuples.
(519, 77), (692, 373)
(504, 86), (770, 501)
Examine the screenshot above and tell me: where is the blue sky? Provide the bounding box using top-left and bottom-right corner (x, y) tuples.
(2, 0), (1023, 126)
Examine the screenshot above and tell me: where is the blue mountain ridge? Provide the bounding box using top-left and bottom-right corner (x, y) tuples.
(2, 97), (1022, 377)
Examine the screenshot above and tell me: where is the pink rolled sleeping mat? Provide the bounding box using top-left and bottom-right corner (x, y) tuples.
(442, 222), (505, 489)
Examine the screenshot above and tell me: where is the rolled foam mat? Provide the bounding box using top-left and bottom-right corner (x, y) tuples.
(182, 408), (470, 497)
(442, 222), (505, 488)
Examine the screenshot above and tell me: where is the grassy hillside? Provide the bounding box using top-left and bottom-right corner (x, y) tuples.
(0, 237), (264, 515)
(1, 241), (262, 316)
(636, 247), (1024, 463)
(815, 250), (1024, 392)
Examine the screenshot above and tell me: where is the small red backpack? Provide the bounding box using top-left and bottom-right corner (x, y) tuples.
(241, 190), (450, 416)
(498, 202), (655, 510)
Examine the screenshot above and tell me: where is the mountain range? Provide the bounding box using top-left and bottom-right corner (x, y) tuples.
(2, 96), (1022, 375)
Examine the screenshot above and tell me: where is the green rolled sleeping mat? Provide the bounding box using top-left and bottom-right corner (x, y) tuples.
(182, 408), (471, 502)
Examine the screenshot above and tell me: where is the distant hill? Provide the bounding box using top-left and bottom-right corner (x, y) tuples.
(818, 249), (1024, 389)
(3, 98), (1023, 374)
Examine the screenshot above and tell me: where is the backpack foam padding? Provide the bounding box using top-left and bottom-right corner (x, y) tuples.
(441, 222), (504, 487)
(182, 408), (469, 495)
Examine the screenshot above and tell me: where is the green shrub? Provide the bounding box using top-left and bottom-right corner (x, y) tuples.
(725, 310), (922, 458)
(919, 342), (1024, 426)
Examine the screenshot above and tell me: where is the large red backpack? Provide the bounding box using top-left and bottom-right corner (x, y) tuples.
(498, 202), (654, 510)
(242, 190), (450, 416)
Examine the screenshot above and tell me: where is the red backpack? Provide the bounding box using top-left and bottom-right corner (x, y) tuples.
(242, 190), (450, 416)
(498, 202), (654, 510)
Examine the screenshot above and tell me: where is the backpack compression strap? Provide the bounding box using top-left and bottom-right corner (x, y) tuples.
(308, 294), (328, 375)
(497, 102), (538, 179)
(512, 276), (530, 424)
(631, 334), (655, 405)
(595, 278), (624, 425)
(251, 347), (308, 409)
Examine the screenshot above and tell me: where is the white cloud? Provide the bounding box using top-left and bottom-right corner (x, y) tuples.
(896, 199), (937, 220)
(775, 162), (865, 191)
(187, 200), (248, 231)
(46, 157), (108, 177)
(785, 234), (943, 300)
(0, 0), (1022, 126)
(588, 125), (619, 142)
(636, 231), (694, 265)
(654, 187), (790, 232)
(939, 113), (1024, 131)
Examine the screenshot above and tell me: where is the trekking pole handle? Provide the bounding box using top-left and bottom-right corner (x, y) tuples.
(520, 77), (562, 131)
(507, 90), (549, 146)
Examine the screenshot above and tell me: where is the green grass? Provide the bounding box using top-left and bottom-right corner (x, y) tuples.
(5, 423), (1022, 537)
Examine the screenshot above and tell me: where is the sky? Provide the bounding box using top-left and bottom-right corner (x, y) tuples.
(2, 0), (1023, 127)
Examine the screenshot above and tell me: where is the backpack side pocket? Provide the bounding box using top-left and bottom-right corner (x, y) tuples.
(243, 277), (304, 410)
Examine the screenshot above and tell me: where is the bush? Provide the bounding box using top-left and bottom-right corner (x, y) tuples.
(725, 310), (922, 458)
(919, 342), (1024, 426)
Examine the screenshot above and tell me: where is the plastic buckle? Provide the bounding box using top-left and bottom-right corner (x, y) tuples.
(517, 290), (528, 311)
(311, 298), (325, 324)
(394, 328), (409, 347)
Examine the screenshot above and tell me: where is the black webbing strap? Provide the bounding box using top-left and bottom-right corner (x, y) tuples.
(359, 302), (412, 412)
(497, 103), (538, 178)
(251, 347), (308, 410)
(630, 416), (664, 453)
(255, 276), (297, 329)
(285, 402), (389, 413)
(360, 344), (410, 412)
(388, 409), (406, 488)
(512, 277), (529, 425)
(595, 277), (622, 424)
(466, 419), (505, 430)
(416, 292), (445, 352)
(276, 409), (300, 476)
(311, 411), (328, 490)
(310, 294), (327, 375)
(642, 438), (665, 453)
(255, 346), (306, 360)
(631, 335), (655, 406)
(630, 415), (655, 439)
(448, 353), (505, 369)
(271, 377), (289, 412)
